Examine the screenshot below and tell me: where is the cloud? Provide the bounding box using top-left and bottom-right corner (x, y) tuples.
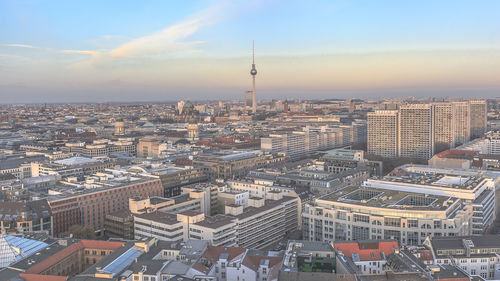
(109, 8), (218, 58)
(0, 43), (36, 49)
(60, 49), (98, 55)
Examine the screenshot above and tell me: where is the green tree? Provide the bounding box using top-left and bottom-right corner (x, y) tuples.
(61, 225), (98, 240)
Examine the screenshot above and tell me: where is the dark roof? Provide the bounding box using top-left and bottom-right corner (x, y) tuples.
(433, 265), (469, 280)
(128, 260), (165, 275)
(431, 235), (500, 251)
(0, 155), (47, 170)
(194, 214), (235, 229)
(236, 196), (297, 220)
(134, 211), (180, 225)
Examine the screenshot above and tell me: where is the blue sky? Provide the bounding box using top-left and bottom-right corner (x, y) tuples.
(1, 0), (500, 103)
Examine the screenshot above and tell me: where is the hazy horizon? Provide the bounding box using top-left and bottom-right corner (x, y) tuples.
(2, 0), (500, 102)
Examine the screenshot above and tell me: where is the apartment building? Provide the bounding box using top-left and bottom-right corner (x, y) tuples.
(303, 185), (471, 246)
(367, 100), (487, 159)
(133, 191), (299, 249)
(367, 110), (398, 158)
(261, 129), (340, 160)
(424, 235), (500, 279)
(470, 100), (488, 139)
(47, 170), (163, 236)
(193, 150), (285, 179)
(398, 103), (435, 159)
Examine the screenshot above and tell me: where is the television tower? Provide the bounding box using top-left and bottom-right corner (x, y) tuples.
(250, 41), (257, 114)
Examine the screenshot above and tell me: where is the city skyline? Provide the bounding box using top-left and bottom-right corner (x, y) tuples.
(1, 0), (500, 103)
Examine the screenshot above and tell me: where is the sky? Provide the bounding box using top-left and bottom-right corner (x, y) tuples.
(1, 0), (500, 103)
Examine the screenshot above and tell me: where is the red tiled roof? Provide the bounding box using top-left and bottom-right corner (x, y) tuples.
(192, 262), (210, 274)
(418, 250), (433, 261)
(434, 149), (478, 159)
(334, 240), (399, 261)
(20, 273), (67, 281)
(202, 245), (246, 263)
(242, 255), (282, 272)
(80, 240), (124, 249)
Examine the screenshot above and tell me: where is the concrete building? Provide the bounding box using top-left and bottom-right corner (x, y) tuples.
(133, 191), (300, 250)
(320, 148), (383, 176)
(453, 101), (471, 147)
(368, 100), (487, 159)
(151, 166), (207, 197)
(369, 164), (498, 235)
(47, 170), (163, 236)
(193, 150), (285, 180)
(218, 190), (250, 208)
(424, 235), (500, 279)
(398, 104), (435, 159)
(334, 240), (400, 275)
(367, 110), (398, 158)
(136, 138), (160, 158)
(0, 200), (52, 235)
(261, 129), (339, 160)
(62, 140), (136, 157)
(134, 212), (185, 242)
(433, 102), (455, 152)
(103, 209), (134, 240)
(303, 185), (471, 246)
(470, 100), (488, 139)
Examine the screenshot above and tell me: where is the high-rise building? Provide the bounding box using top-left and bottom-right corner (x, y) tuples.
(250, 41), (257, 114)
(368, 100), (487, 159)
(433, 102), (455, 152)
(367, 110), (398, 158)
(452, 101), (471, 146)
(470, 99), (487, 139)
(245, 90), (253, 107)
(398, 104), (434, 159)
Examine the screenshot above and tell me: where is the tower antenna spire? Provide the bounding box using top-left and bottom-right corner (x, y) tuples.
(250, 41), (257, 114)
(252, 40), (255, 64)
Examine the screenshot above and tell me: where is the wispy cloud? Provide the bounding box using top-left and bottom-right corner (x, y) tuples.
(60, 49), (98, 55)
(109, 15), (213, 58)
(2, 0), (239, 70)
(0, 43), (36, 49)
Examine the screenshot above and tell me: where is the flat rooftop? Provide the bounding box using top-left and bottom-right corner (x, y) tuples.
(54, 156), (98, 166)
(383, 170), (487, 191)
(46, 176), (156, 202)
(134, 211), (180, 225)
(193, 214), (235, 229)
(320, 185), (458, 211)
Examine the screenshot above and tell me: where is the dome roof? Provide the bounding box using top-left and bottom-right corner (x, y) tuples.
(184, 99), (194, 108)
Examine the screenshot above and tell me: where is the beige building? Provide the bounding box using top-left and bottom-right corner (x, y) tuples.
(367, 110), (398, 158)
(133, 190), (300, 249)
(470, 99), (488, 139)
(433, 102), (455, 152)
(398, 104), (435, 159)
(187, 122), (199, 141)
(114, 121), (125, 135)
(136, 138), (160, 158)
(303, 185), (471, 246)
(452, 101), (471, 147)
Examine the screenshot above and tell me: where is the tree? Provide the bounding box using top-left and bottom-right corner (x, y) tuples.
(61, 225), (98, 240)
